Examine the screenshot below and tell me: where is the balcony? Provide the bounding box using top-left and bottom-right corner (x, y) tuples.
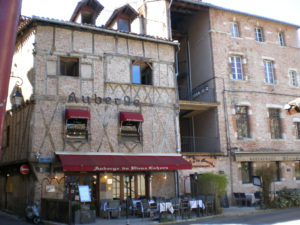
(178, 79), (216, 102)
(181, 136), (220, 153)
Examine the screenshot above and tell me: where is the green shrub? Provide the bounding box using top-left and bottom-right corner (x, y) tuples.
(255, 165), (276, 208)
(90, 204), (96, 210)
(196, 173), (227, 214)
(72, 204), (81, 211)
(271, 188), (300, 208)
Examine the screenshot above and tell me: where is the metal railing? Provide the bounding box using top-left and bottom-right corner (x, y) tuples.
(181, 136), (220, 153)
(178, 78), (216, 102)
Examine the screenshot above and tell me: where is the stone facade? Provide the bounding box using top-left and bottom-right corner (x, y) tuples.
(0, 14), (181, 216)
(170, 2), (300, 203)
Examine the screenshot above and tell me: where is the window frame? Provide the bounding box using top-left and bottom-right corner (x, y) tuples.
(255, 27), (263, 42)
(269, 108), (282, 139)
(60, 57), (79, 77)
(278, 32), (285, 46)
(230, 23), (239, 38)
(118, 17), (130, 32)
(241, 162), (252, 184)
(295, 161), (300, 180)
(131, 61), (153, 86)
(290, 70), (298, 87)
(65, 118), (89, 141)
(296, 122), (300, 139)
(235, 106), (250, 139)
(264, 60), (275, 84)
(231, 56), (244, 80)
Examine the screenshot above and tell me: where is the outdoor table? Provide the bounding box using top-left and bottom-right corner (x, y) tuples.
(245, 193), (255, 205)
(159, 202), (174, 214)
(189, 200), (205, 210)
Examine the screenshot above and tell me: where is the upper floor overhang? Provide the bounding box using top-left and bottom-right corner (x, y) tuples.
(180, 100), (219, 118)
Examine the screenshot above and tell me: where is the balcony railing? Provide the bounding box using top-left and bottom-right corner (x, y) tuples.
(178, 78), (216, 102)
(181, 136), (220, 153)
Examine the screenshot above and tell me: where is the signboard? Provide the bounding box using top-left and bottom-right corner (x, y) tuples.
(20, 164), (30, 175)
(184, 156), (216, 168)
(78, 185), (91, 202)
(39, 157), (52, 163)
(45, 185), (56, 192)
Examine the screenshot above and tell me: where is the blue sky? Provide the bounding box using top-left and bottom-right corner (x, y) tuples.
(21, 0), (300, 27)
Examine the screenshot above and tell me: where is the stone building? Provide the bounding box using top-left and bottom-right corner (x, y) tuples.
(165, 0), (300, 202)
(0, 0), (191, 216)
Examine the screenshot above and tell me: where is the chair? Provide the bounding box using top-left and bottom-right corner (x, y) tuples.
(204, 195), (215, 215)
(171, 197), (180, 218)
(233, 193), (243, 206)
(180, 198), (190, 219)
(106, 199), (121, 219)
(240, 193), (251, 206)
(149, 201), (159, 219)
(254, 191), (262, 206)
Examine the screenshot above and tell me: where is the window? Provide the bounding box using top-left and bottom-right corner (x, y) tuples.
(241, 162), (252, 183)
(290, 71), (298, 87)
(235, 106), (250, 139)
(81, 12), (94, 24)
(112, 175), (121, 199)
(278, 32), (285, 46)
(120, 112), (143, 142)
(66, 118), (88, 140)
(1, 126), (9, 148)
(296, 122), (300, 139)
(274, 161), (281, 181)
(255, 27), (263, 42)
(119, 18), (130, 32)
(264, 60), (275, 84)
(231, 23), (239, 38)
(269, 108), (281, 139)
(132, 61), (152, 85)
(60, 57), (79, 77)
(231, 56), (244, 80)
(295, 161), (300, 180)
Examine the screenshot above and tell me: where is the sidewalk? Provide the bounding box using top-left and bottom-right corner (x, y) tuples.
(43, 206), (268, 225)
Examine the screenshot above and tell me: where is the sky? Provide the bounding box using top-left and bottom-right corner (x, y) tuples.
(21, 0), (300, 27)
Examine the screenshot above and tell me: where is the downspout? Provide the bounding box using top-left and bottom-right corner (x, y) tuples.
(168, 0), (173, 40)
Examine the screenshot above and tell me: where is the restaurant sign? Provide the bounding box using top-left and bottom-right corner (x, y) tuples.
(235, 152), (300, 162)
(93, 165), (170, 172)
(68, 92), (140, 106)
(184, 156), (216, 168)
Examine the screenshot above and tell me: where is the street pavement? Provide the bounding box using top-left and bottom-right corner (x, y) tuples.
(1, 207), (300, 225)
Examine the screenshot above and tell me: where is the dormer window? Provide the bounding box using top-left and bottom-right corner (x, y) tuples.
(82, 11), (94, 24)
(119, 18), (130, 32)
(70, 0), (104, 25)
(104, 4), (138, 32)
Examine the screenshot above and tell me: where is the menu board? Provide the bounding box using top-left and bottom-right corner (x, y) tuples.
(78, 185), (91, 202)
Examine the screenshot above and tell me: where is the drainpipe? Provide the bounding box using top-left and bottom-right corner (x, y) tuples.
(168, 0), (173, 40)
(0, 0), (22, 149)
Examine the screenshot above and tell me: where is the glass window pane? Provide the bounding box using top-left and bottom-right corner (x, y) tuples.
(119, 18), (130, 32)
(132, 65), (141, 84)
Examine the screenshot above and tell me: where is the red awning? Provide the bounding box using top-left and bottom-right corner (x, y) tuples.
(57, 154), (192, 172)
(120, 112), (144, 123)
(66, 109), (90, 119)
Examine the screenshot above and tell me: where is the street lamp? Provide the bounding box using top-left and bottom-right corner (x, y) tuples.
(125, 175), (130, 225)
(11, 89), (23, 107)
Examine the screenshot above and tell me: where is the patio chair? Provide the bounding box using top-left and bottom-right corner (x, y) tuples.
(180, 199), (190, 219)
(240, 193), (251, 206)
(149, 201), (159, 219)
(254, 191), (262, 206)
(171, 197), (180, 217)
(106, 199), (121, 219)
(204, 195), (215, 215)
(233, 193), (243, 206)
